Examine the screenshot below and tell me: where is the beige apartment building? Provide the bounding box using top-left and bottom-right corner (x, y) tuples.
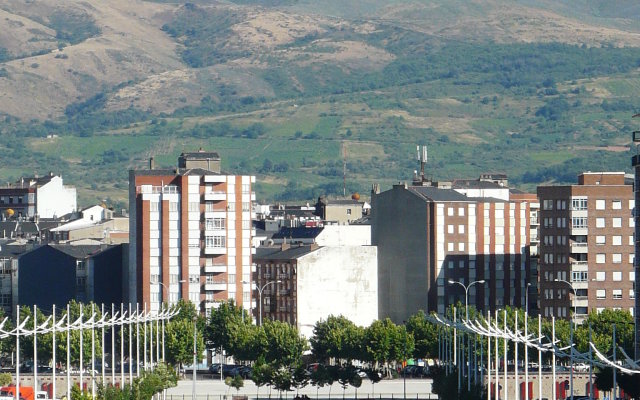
(128, 150), (256, 315)
(537, 172), (635, 324)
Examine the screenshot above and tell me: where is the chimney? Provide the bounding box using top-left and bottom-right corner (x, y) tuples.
(149, 157), (154, 170)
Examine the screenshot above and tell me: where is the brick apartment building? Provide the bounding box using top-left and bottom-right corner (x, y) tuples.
(538, 172), (635, 324)
(371, 175), (535, 323)
(128, 151), (255, 314)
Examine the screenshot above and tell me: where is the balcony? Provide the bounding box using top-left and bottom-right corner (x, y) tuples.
(571, 281), (588, 290)
(570, 241), (588, 253)
(204, 246), (226, 255)
(570, 260), (588, 272)
(570, 227), (588, 236)
(572, 296), (589, 308)
(204, 264), (226, 273)
(204, 175), (226, 183)
(204, 191), (227, 201)
(205, 283), (227, 291)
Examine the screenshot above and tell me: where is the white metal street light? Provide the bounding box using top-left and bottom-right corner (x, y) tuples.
(554, 278), (577, 400)
(257, 280), (282, 326)
(447, 279), (486, 321)
(448, 279), (485, 391)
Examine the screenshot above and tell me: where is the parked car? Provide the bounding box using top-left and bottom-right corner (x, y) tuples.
(209, 363), (221, 374)
(222, 364), (240, 377)
(229, 365), (252, 379)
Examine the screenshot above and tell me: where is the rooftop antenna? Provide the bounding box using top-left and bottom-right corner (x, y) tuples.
(417, 145), (428, 178)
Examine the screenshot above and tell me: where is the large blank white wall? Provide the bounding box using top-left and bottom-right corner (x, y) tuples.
(37, 176), (77, 218)
(316, 225), (371, 246)
(296, 246), (377, 338)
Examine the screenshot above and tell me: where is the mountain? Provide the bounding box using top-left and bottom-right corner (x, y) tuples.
(0, 0), (639, 207)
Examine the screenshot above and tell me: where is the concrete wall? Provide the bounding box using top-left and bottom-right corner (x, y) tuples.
(372, 185), (429, 323)
(296, 246), (377, 338)
(37, 176), (77, 218)
(316, 225), (371, 246)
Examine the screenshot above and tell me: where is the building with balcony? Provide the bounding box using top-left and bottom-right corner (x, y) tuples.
(128, 151), (255, 315)
(371, 175), (536, 323)
(537, 172), (634, 324)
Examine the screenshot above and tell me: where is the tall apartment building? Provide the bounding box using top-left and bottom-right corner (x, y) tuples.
(537, 172), (635, 324)
(371, 176), (534, 323)
(128, 151), (255, 314)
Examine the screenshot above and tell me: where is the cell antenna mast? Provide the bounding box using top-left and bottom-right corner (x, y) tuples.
(417, 145), (427, 177)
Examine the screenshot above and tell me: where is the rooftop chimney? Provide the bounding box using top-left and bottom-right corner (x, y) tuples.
(149, 157), (155, 170)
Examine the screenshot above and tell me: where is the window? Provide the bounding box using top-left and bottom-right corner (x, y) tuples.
(459, 225), (465, 234)
(169, 201), (179, 212)
(228, 274), (236, 284)
(189, 274), (199, 283)
(557, 217), (566, 228)
(448, 207), (454, 216)
(613, 218), (622, 228)
(596, 218), (605, 228)
(448, 225), (454, 234)
(596, 290), (606, 299)
(214, 236), (226, 247)
(630, 218), (635, 228)
(227, 203), (235, 212)
(572, 198), (587, 210)
(188, 202), (199, 212)
(630, 254), (635, 264)
(458, 208), (465, 216)
(596, 199), (605, 210)
(612, 289), (622, 300)
(205, 202), (214, 212)
(571, 271), (588, 282)
(346, 209), (351, 215)
(613, 253), (622, 263)
(242, 219), (251, 229)
(556, 200), (566, 210)
(631, 271), (636, 281)
(448, 243), (454, 251)
(612, 236), (622, 246)
(596, 235), (605, 245)
(596, 271), (605, 281)
(630, 289), (636, 299)
(448, 261), (454, 269)
(572, 217), (587, 228)
(242, 183), (250, 193)
(543, 200), (553, 210)
(458, 243), (465, 251)
(242, 202), (251, 212)
(150, 202), (159, 212)
(613, 271), (622, 281)
(630, 235), (635, 246)
(596, 254), (605, 264)
(613, 200), (622, 210)
(150, 274), (159, 284)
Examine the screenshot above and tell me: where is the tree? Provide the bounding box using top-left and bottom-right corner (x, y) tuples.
(261, 320), (308, 367)
(363, 319), (414, 375)
(311, 315), (364, 364)
(205, 300), (248, 358)
(225, 375), (244, 394)
(251, 357), (273, 399)
(165, 318), (205, 370)
(406, 311), (439, 359)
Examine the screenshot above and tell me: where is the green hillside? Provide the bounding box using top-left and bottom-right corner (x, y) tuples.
(0, 0), (639, 208)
